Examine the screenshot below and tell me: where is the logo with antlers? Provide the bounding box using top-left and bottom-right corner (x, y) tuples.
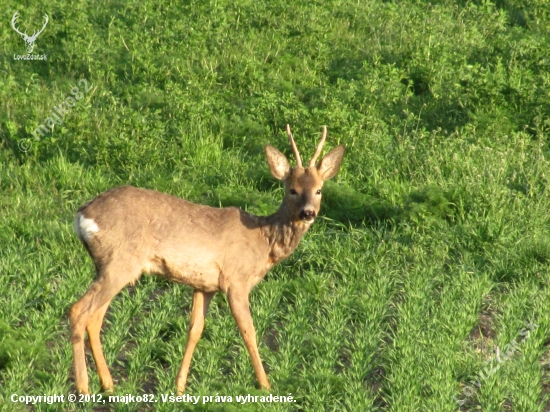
(11, 11), (49, 54)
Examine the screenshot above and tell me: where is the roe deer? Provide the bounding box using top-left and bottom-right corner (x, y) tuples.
(70, 125), (345, 394)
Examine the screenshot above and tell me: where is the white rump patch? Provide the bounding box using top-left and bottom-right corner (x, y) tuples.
(74, 212), (100, 243)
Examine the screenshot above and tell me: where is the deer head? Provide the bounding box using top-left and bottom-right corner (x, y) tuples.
(11, 11), (49, 54)
(265, 125), (345, 224)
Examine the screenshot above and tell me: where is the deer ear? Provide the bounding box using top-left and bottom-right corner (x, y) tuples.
(265, 145), (291, 180)
(317, 145), (345, 180)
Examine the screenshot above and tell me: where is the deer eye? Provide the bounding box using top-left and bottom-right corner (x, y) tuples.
(316, 190), (322, 195)
(289, 189), (298, 195)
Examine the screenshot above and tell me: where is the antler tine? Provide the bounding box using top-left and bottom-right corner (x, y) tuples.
(37, 14), (49, 36)
(11, 12), (27, 37)
(286, 124), (303, 168)
(308, 125), (327, 167)
(11, 11), (19, 27)
(30, 14), (49, 39)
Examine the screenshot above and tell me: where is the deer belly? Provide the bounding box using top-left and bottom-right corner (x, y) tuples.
(145, 253), (221, 292)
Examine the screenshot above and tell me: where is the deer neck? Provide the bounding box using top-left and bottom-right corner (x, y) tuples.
(257, 203), (311, 266)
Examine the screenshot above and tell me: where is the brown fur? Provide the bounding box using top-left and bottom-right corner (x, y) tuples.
(69, 126), (344, 394)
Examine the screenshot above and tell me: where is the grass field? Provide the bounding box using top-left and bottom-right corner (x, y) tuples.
(1, 0), (550, 410)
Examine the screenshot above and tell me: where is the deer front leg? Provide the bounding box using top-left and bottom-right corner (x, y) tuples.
(227, 287), (271, 390)
(176, 290), (215, 395)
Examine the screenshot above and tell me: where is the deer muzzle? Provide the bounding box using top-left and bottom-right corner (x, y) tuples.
(300, 209), (316, 222)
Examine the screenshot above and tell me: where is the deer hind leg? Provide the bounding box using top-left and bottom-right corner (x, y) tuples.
(86, 300), (113, 392)
(227, 287), (271, 390)
(69, 263), (141, 394)
(176, 290), (215, 395)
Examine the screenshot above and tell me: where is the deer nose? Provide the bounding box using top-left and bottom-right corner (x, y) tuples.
(300, 209), (316, 221)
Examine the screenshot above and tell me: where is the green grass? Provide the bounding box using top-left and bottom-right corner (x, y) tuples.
(1, 0), (550, 410)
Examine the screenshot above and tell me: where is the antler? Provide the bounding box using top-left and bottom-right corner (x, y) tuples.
(29, 14), (49, 40)
(308, 125), (327, 167)
(286, 124), (303, 168)
(11, 12), (27, 38)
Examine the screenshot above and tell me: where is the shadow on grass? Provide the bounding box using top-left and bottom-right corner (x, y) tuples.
(322, 183), (469, 227)
(321, 181), (399, 226)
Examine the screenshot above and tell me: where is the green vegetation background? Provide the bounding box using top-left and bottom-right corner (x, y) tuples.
(1, 0), (550, 410)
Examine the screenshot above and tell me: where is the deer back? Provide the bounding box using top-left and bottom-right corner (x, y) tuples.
(75, 186), (270, 293)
